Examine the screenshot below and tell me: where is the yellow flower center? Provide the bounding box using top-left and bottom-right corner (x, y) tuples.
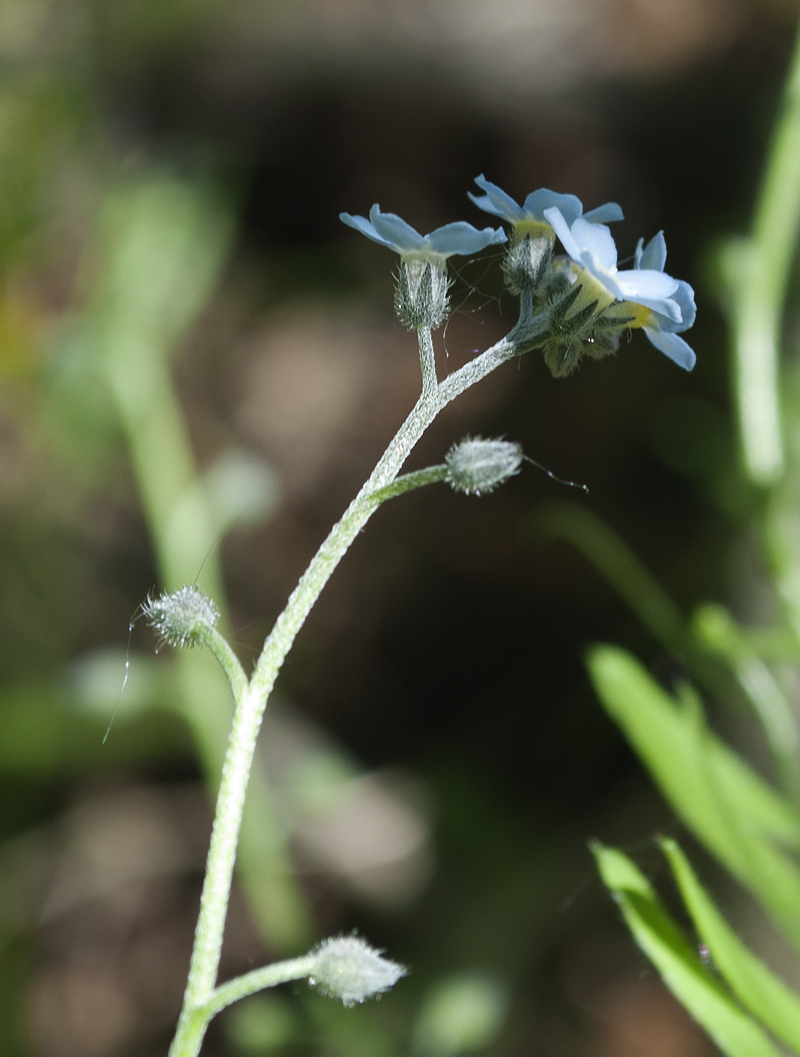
(512, 219), (554, 243)
(619, 300), (653, 329)
(567, 265), (617, 318)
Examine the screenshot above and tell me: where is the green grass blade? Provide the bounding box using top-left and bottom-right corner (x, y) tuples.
(588, 646), (800, 952)
(593, 843), (785, 1057)
(661, 837), (800, 1052)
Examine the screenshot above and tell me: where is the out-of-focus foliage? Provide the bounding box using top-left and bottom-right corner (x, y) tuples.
(561, 24), (800, 1051)
(2, 0), (800, 1055)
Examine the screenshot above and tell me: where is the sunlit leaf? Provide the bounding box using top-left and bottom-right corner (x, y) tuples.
(593, 843), (784, 1057)
(588, 646), (800, 952)
(661, 837), (800, 1052)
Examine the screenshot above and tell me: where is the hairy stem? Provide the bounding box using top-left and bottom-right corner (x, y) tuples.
(418, 326), (438, 395)
(169, 308), (549, 1057)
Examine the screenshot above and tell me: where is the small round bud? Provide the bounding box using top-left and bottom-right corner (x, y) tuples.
(143, 586), (220, 650)
(394, 257), (451, 331)
(445, 437), (523, 495)
(308, 935), (407, 1008)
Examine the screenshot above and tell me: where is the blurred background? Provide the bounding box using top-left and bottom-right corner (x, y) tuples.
(0, 0), (797, 1054)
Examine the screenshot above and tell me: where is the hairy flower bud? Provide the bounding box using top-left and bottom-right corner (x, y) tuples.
(394, 258), (451, 331)
(539, 261), (635, 377)
(502, 225), (554, 295)
(143, 586), (220, 650)
(308, 935), (407, 1008)
(445, 437), (523, 495)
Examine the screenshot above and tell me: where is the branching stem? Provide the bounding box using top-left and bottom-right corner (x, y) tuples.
(168, 308), (550, 1057)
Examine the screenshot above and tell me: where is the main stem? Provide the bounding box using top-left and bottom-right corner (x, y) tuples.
(169, 314), (546, 1057)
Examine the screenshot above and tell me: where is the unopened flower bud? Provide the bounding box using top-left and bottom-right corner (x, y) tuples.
(394, 257), (451, 331)
(502, 224), (554, 294)
(445, 437), (523, 495)
(308, 935), (407, 1008)
(143, 586), (220, 650)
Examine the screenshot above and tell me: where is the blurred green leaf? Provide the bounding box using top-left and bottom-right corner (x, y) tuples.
(412, 972), (509, 1057)
(660, 837), (800, 1052)
(716, 19), (800, 485)
(89, 176), (236, 595)
(202, 450), (282, 534)
(588, 646), (800, 952)
(0, 683), (189, 776)
(592, 843), (784, 1057)
(95, 177), (233, 354)
(223, 993), (299, 1054)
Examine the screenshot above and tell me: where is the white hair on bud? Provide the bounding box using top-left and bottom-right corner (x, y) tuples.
(308, 935), (407, 1008)
(445, 436), (523, 495)
(143, 586), (220, 650)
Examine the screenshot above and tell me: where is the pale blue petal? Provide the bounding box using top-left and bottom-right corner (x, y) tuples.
(642, 297), (682, 322)
(467, 192), (515, 222)
(672, 280), (696, 329)
(644, 327), (696, 370)
(369, 205), (425, 252)
(638, 231), (667, 272)
(542, 207), (583, 260)
(426, 221), (507, 255)
(471, 178), (623, 228)
(583, 202), (624, 224)
(340, 211), (396, 249)
(469, 175), (526, 223)
(524, 189), (584, 224)
(572, 218), (617, 269)
(580, 258), (625, 299)
(616, 268), (679, 303)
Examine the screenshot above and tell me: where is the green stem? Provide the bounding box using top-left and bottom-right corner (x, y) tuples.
(101, 308), (310, 954)
(103, 332), (223, 596)
(207, 955), (317, 1018)
(250, 325), (533, 699)
(170, 679), (273, 1057)
(169, 309), (550, 1057)
(370, 464), (449, 502)
(418, 326), (438, 395)
(194, 625), (249, 703)
(727, 18), (800, 484)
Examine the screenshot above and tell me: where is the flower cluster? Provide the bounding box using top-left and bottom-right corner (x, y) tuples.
(341, 177), (696, 376)
(468, 174), (623, 295)
(540, 209), (696, 374)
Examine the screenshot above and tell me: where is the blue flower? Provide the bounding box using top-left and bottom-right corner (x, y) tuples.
(543, 208), (696, 370)
(632, 232), (696, 371)
(469, 175), (624, 229)
(340, 204), (506, 261)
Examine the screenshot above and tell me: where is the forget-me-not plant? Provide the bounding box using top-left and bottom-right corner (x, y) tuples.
(165, 177), (696, 1057)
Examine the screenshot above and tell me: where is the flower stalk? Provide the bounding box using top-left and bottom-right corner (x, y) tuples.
(168, 313), (541, 1057)
(167, 181), (698, 1057)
